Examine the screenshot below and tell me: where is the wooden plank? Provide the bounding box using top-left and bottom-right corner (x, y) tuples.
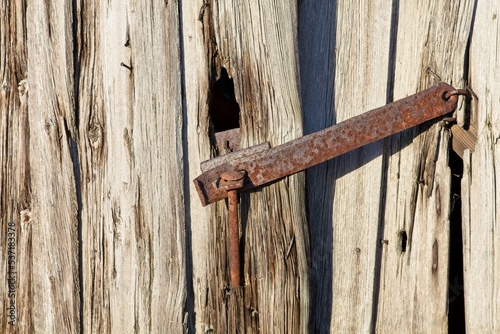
(298, 2), (338, 331)
(77, 1), (186, 332)
(0, 2), (31, 333)
(27, 0), (80, 331)
(463, 0), (500, 331)
(190, 1), (310, 332)
(301, 0), (391, 331)
(300, 0), (474, 331)
(375, 1), (474, 332)
(0, 1), (80, 332)
(180, 0), (214, 332)
(329, 2), (391, 332)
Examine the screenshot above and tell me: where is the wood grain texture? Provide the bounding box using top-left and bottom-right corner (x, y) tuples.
(0, 0), (80, 332)
(301, 1), (390, 331)
(330, 2), (390, 332)
(195, 0), (310, 332)
(375, 1), (473, 332)
(463, 1), (500, 331)
(300, 0), (474, 332)
(180, 0), (214, 332)
(2, 0), (498, 332)
(0, 1), (31, 333)
(29, 0), (80, 331)
(76, 1), (185, 332)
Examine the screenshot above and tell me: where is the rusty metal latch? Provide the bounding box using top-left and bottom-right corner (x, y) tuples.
(194, 82), (470, 286)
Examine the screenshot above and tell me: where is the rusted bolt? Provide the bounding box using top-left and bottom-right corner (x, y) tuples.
(219, 170), (246, 286)
(219, 171), (245, 190)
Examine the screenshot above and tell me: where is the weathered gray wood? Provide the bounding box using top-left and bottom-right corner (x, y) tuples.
(329, 2), (391, 332)
(301, 1), (391, 331)
(180, 0), (214, 332)
(375, 1), (473, 332)
(188, 0), (310, 332)
(1, 1), (80, 333)
(463, 1), (500, 332)
(28, 1), (81, 329)
(0, 2), (31, 333)
(301, 0), (474, 332)
(3, 0), (499, 332)
(76, 1), (186, 332)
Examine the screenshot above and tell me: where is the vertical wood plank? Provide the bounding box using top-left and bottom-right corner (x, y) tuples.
(192, 0), (310, 332)
(2, 0), (495, 331)
(329, 2), (391, 332)
(298, 2), (337, 329)
(6, 0), (80, 332)
(464, 0), (500, 331)
(28, 0), (80, 331)
(375, 1), (473, 332)
(300, 1), (392, 331)
(0, 1), (31, 332)
(300, 0), (474, 332)
(180, 0), (213, 332)
(77, 1), (186, 332)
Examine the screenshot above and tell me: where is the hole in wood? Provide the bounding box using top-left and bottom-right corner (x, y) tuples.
(399, 230), (407, 253)
(209, 67), (240, 132)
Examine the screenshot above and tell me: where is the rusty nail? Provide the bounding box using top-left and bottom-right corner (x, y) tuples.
(220, 170), (245, 286)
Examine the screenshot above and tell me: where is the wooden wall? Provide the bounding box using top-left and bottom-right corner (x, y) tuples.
(0, 0), (498, 333)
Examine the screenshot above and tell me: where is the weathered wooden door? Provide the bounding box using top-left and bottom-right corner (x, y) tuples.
(1, 0), (499, 333)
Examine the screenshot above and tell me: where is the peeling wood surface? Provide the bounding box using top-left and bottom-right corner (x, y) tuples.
(463, 1), (500, 332)
(300, 0), (474, 332)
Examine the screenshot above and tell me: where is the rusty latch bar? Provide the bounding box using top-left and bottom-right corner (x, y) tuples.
(195, 82), (464, 206)
(195, 82), (469, 286)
